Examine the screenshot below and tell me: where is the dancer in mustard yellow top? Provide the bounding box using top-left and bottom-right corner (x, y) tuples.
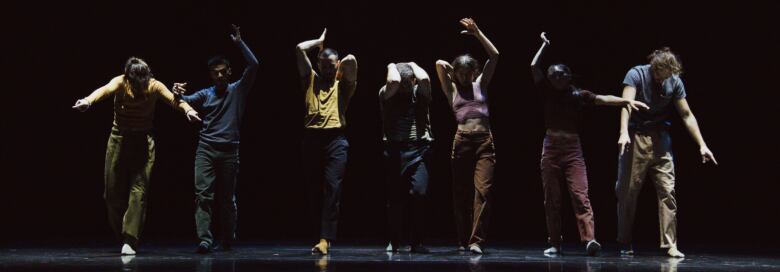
(72, 57), (200, 255)
(295, 28), (357, 255)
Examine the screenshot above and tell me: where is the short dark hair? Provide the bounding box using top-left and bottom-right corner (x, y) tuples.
(318, 48), (339, 59)
(452, 54), (480, 74)
(207, 55), (231, 70)
(396, 63), (415, 90)
(124, 57), (152, 94)
(547, 64), (572, 79)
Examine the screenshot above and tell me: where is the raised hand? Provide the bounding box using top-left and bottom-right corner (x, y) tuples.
(172, 82), (188, 96)
(318, 28), (327, 51)
(541, 32), (551, 45)
(72, 99), (90, 112)
(459, 18), (480, 36)
(230, 24), (241, 43)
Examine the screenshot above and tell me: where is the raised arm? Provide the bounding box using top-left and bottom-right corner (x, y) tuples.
(435, 60), (456, 107)
(337, 54), (358, 100)
(530, 32), (550, 84)
(231, 24), (259, 92)
(617, 86), (637, 156)
(460, 18), (499, 89)
(296, 29), (326, 86)
(674, 98), (717, 165)
(379, 63), (401, 100)
(409, 62), (432, 100)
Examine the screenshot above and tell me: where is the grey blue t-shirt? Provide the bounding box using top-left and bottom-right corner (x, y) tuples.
(623, 64), (686, 131)
(183, 40), (258, 145)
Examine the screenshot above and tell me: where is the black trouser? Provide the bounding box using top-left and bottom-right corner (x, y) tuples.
(385, 141), (432, 246)
(303, 129), (349, 241)
(194, 141), (239, 246)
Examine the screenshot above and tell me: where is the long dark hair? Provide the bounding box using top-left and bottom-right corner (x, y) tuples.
(124, 57), (153, 97)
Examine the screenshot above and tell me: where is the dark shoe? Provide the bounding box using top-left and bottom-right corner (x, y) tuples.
(410, 244), (430, 254)
(196, 242), (212, 254)
(214, 241), (232, 252)
(586, 240), (601, 256)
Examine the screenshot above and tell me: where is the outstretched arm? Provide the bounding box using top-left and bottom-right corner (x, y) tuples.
(156, 81), (201, 123)
(73, 76), (123, 111)
(595, 94), (649, 111)
(530, 32), (550, 84)
(460, 18), (499, 89)
(435, 60), (455, 107)
(296, 29), (326, 88)
(379, 63), (400, 100)
(674, 98), (717, 165)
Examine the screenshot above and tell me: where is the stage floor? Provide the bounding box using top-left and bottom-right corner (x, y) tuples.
(1, 243), (778, 271)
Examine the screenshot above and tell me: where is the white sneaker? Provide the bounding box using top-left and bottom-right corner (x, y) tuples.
(385, 242), (395, 252)
(469, 244), (483, 254)
(543, 246), (561, 256)
(121, 243), (136, 255)
(667, 247), (685, 258)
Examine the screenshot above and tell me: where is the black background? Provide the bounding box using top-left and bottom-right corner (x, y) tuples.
(5, 0), (779, 249)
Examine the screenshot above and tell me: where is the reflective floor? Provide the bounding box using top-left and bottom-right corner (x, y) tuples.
(1, 243), (778, 271)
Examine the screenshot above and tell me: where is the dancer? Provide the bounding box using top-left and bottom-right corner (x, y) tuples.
(435, 18), (498, 254)
(296, 28), (358, 255)
(72, 57), (201, 255)
(616, 47), (717, 258)
(530, 32), (649, 256)
(379, 62), (433, 253)
(171, 24), (258, 254)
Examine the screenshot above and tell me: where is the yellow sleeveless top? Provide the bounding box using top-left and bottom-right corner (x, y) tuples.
(304, 72), (346, 129)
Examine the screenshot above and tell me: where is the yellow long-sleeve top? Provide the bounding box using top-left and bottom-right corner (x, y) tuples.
(84, 75), (194, 131)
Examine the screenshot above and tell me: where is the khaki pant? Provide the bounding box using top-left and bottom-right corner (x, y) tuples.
(104, 127), (155, 248)
(616, 130), (677, 248)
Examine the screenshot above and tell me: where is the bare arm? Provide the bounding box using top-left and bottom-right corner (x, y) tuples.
(674, 98), (717, 164)
(617, 85), (637, 156)
(460, 18), (499, 89)
(380, 63), (400, 100)
(595, 94), (649, 111)
(296, 29), (326, 87)
(409, 62), (431, 100)
(530, 32), (550, 84)
(152, 81), (200, 123)
(73, 76), (123, 111)
(435, 60), (455, 107)
(338, 54), (358, 100)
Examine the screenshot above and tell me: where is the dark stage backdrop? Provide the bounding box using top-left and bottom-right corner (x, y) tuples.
(5, 1), (779, 248)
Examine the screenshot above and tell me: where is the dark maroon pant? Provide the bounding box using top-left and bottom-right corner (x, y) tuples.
(540, 134), (595, 245)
